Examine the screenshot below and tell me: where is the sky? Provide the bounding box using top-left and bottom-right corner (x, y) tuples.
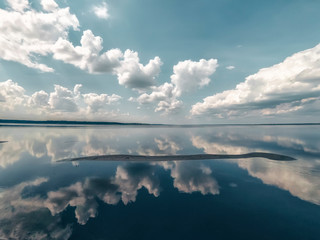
(0, 0), (320, 124)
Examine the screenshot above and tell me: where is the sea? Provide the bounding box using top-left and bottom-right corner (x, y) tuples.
(0, 124), (319, 239)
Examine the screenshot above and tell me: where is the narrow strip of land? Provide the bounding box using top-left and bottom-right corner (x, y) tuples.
(58, 152), (296, 162)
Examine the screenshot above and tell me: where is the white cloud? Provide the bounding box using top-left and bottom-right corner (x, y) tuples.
(83, 93), (121, 113)
(115, 50), (162, 90)
(93, 2), (109, 20)
(0, 79), (25, 100)
(136, 82), (182, 114)
(40, 0), (58, 12)
(0, 0), (79, 72)
(226, 65), (235, 70)
(0, 79), (127, 121)
(6, 0), (29, 12)
(0, 79), (26, 111)
(48, 84), (80, 112)
(53, 30), (123, 73)
(155, 99), (183, 114)
(171, 59), (218, 95)
(134, 59), (218, 114)
(0, 1), (163, 92)
(28, 90), (49, 107)
(191, 44), (320, 118)
(137, 83), (176, 104)
(53, 31), (162, 90)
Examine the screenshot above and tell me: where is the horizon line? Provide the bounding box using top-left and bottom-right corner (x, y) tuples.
(0, 119), (319, 127)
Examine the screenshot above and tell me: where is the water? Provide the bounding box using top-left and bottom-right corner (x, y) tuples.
(0, 125), (319, 239)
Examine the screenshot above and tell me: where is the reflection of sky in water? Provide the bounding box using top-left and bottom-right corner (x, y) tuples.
(0, 126), (319, 239)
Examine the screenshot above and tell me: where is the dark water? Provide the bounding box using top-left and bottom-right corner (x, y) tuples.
(0, 125), (319, 239)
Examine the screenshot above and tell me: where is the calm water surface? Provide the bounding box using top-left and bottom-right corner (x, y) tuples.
(0, 125), (319, 239)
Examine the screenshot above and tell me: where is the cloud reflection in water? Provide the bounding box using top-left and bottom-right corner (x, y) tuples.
(0, 125), (319, 237)
(0, 178), (72, 240)
(191, 127), (320, 205)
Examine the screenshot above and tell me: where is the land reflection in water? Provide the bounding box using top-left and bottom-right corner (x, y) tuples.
(0, 125), (319, 239)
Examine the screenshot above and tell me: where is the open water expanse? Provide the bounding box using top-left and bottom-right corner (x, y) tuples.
(0, 125), (319, 239)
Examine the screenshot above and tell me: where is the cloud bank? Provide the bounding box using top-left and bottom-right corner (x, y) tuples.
(191, 44), (320, 118)
(0, 79), (123, 120)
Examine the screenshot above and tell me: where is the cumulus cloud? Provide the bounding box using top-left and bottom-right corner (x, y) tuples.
(83, 93), (121, 113)
(53, 31), (162, 90)
(92, 2), (109, 20)
(115, 50), (162, 90)
(53, 30), (123, 73)
(136, 82), (183, 114)
(28, 90), (50, 107)
(48, 85), (80, 112)
(0, 0), (162, 91)
(191, 44), (320, 118)
(0, 0), (79, 72)
(134, 59), (218, 114)
(0, 79), (26, 111)
(171, 59), (218, 95)
(0, 79), (124, 120)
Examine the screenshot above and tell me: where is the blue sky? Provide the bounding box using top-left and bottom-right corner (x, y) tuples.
(1, 0), (320, 123)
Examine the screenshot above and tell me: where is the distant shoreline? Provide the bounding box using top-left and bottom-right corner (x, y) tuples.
(0, 119), (319, 127)
(0, 119), (153, 126)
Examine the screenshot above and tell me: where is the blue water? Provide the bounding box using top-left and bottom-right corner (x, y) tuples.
(0, 125), (319, 239)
